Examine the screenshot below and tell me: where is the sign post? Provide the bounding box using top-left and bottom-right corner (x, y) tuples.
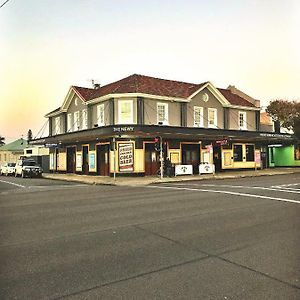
(160, 136), (163, 179)
(113, 137), (116, 182)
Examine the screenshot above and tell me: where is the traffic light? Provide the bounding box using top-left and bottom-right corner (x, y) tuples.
(154, 136), (161, 152)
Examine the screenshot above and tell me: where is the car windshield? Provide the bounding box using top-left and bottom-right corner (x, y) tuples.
(23, 161), (38, 166)
(8, 163), (16, 167)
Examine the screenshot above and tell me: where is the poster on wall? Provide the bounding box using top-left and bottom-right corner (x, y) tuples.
(76, 153), (82, 169)
(89, 152), (95, 170)
(119, 143), (134, 172)
(255, 150), (261, 165)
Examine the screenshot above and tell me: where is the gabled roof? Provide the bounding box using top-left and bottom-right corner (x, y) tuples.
(260, 112), (273, 125)
(0, 138), (27, 151)
(218, 88), (255, 108)
(46, 74), (257, 116)
(73, 74), (207, 100)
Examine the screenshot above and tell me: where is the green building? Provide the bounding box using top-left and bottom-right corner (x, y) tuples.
(269, 144), (300, 167)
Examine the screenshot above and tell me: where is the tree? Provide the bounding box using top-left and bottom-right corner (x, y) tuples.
(266, 100), (300, 134)
(0, 135), (5, 146)
(27, 129), (33, 142)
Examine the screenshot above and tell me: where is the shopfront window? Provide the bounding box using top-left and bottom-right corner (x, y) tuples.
(246, 144), (254, 161)
(233, 145), (243, 162)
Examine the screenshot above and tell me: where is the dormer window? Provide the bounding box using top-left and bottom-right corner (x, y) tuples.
(74, 111), (80, 130)
(82, 109), (88, 130)
(55, 117), (61, 135)
(157, 102), (168, 125)
(74, 98), (78, 106)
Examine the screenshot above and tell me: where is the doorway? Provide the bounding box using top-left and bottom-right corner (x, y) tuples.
(145, 143), (160, 175)
(96, 144), (110, 176)
(66, 146), (76, 173)
(82, 146), (89, 175)
(213, 145), (222, 172)
(181, 143), (200, 174)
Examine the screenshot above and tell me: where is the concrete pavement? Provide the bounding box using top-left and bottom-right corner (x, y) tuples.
(43, 167), (300, 186)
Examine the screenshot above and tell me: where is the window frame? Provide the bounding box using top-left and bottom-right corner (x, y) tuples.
(55, 116), (61, 135)
(82, 108), (88, 130)
(208, 108), (218, 128)
(74, 111), (80, 131)
(157, 102), (169, 125)
(118, 100), (134, 124)
(97, 103), (105, 126)
(194, 106), (204, 127)
(239, 111), (247, 130)
(67, 113), (73, 132)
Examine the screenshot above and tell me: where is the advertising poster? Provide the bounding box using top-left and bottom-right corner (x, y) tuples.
(76, 153), (82, 170)
(89, 152), (96, 171)
(119, 143), (134, 172)
(255, 150), (261, 165)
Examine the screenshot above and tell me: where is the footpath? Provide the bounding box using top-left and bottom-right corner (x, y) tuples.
(43, 168), (300, 187)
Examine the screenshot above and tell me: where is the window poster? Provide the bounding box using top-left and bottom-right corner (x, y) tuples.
(89, 152), (96, 171)
(76, 152), (82, 170)
(119, 142), (134, 172)
(255, 150), (261, 165)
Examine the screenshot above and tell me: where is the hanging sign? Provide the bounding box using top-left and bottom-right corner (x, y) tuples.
(215, 139), (228, 146)
(119, 142), (134, 172)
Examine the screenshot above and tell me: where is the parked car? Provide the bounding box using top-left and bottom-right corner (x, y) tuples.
(0, 162), (16, 176)
(14, 159), (43, 178)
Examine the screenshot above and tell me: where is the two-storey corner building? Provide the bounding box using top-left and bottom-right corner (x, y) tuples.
(31, 74), (294, 176)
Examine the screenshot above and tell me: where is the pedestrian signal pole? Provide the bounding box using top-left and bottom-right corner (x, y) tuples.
(160, 136), (163, 179)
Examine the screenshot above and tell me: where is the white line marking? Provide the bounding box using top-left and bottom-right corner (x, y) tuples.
(174, 183), (300, 194)
(0, 179), (25, 188)
(148, 185), (300, 205)
(27, 184), (87, 189)
(273, 183), (300, 187)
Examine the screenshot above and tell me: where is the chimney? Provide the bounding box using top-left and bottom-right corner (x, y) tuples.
(254, 100), (260, 108)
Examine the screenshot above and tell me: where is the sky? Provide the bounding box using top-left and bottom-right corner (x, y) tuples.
(0, 0), (299, 143)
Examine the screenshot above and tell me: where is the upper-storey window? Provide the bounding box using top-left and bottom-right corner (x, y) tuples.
(239, 111), (247, 130)
(194, 106), (204, 127)
(67, 113), (73, 132)
(97, 104), (105, 126)
(82, 109), (88, 130)
(55, 117), (61, 135)
(74, 111), (80, 130)
(208, 108), (217, 128)
(118, 100), (133, 124)
(157, 102), (168, 125)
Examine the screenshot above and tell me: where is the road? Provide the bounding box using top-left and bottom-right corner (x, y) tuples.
(0, 174), (299, 299)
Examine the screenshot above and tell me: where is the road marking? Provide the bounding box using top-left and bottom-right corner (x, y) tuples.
(0, 179), (25, 188)
(174, 183), (300, 194)
(148, 185), (300, 205)
(27, 184), (87, 189)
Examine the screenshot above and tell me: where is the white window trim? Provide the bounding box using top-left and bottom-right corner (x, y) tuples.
(55, 117), (61, 135)
(208, 108), (218, 128)
(118, 100), (134, 124)
(97, 104), (105, 126)
(193, 106), (204, 127)
(74, 111), (80, 131)
(157, 102), (169, 125)
(239, 111), (247, 130)
(82, 109), (88, 130)
(67, 113), (73, 132)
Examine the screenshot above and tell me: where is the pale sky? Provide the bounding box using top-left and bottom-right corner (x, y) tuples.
(1, 0), (299, 142)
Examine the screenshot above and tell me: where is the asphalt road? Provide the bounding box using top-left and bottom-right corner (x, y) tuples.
(0, 174), (299, 299)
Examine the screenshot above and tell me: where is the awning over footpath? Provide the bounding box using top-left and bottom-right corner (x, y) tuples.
(30, 125), (296, 146)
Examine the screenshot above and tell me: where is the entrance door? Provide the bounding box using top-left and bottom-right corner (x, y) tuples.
(82, 146), (89, 175)
(181, 144), (200, 174)
(67, 146), (76, 173)
(96, 144), (110, 176)
(213, 145), (222, 172)
(145, 143), (160, 175)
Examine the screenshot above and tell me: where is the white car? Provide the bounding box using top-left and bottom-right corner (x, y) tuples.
(15, 159), (43, 178)
(0, 162), (16, 176)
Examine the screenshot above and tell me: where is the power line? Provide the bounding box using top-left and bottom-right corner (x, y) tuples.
(0, 0), (10, 9)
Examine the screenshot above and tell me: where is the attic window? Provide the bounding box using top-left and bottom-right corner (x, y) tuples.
(75, 98), (78, 106)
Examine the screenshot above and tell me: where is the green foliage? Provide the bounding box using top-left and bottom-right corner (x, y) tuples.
(266, 100), (300, 132)
(0, 135), (5, 146)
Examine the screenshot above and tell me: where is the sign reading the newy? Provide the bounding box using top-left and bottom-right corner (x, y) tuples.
(118, 142), (134, 172)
